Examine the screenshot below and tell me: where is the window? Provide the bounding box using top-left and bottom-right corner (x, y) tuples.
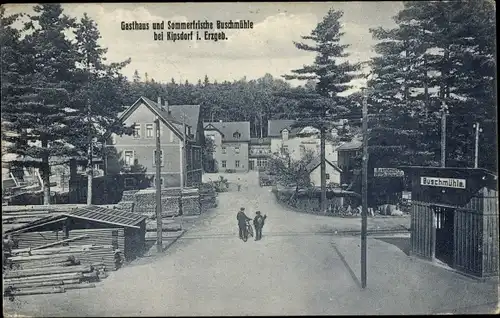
(222, 146), (227, 154)
(169, 129), (174, 143)
(153, 150), (164, 166)
(145, 124), (154, 138)
(133, 124), (141, 138)
(257, 158), (267, 167)
(221, 160), (227, 168)
(282, 129), (289, 141)
(124, 178), (135, 188)
(235, 160), (240, 168)
(326, 173), (330, 180)
(124, 150), (134, 166)
(234, 146), (240, 154)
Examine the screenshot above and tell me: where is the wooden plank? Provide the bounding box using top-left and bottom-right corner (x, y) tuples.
(6, 286), (65, 296)
(32, 234), (89, 250)
(4, 265), (92, 279)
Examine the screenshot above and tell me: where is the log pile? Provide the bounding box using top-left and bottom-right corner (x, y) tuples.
(3, 246), (110, 297)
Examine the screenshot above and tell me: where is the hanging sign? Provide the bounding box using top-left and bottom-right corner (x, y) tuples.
(420, 177), (466, 189)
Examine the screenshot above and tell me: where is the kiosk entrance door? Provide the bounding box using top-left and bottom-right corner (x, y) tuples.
(433, 205), (455, 266)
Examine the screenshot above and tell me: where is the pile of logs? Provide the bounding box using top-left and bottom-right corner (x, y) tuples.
(3, 244), (119, 297)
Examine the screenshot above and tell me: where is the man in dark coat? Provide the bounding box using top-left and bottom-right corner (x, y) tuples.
(253, 211), (267, 241)
(236, 207), (252, 241)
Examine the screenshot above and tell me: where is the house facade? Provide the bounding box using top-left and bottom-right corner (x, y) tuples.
(204, 121), (250, 172)
(306, 156), (342, 187)
(267, 120), (340, 163)
(249, 137), (271, 170)
(107, 96), (202, 189)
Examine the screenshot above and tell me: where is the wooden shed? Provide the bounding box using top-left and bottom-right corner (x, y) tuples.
(5, 205), (147, 262)
(400, 166), (498, 278)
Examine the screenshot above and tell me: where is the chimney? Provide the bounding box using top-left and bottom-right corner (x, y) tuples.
(165, 99), (170, 114)
(157, 96), (164, 111)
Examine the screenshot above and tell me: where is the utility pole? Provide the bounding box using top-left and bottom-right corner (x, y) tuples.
(179, 114), (187, 230)
(86, 96), (93, 206)
(155, 116), (162, 253)
(361, 87), (369, 289)
(473, 122), (481, 168)
(440, 102), (448, 168)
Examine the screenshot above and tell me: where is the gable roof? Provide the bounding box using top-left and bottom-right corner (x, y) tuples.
(306, 156), (343, 173)
(167, 104), (201, 138)
(268, 119), (296, 137)
(113, 96), (186, 141)
(204, 123), (225, 136)
(204, 121), (250, 142)
(4, 205), (147, 234)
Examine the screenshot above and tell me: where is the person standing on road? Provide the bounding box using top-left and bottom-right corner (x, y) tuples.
(237, 207), (252, 241)
(253, 211), (267, 241)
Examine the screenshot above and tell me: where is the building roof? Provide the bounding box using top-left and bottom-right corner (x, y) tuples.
(336, 139), (362, 151)
(306, 156), (343, 173)
(167, 104), (201, 138)
(4, 205), (146, 234)
(267, 120), (296, 138)
(67, 205), (146, 228)
(111, 96), (192, 142)
(204, 121), (251, 142)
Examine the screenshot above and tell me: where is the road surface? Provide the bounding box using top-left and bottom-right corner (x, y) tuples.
(3, 172), (498, 316)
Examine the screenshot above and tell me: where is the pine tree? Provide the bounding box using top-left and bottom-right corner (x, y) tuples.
(282, 8), (361, 213)
(203, 74), (210, 87)
(2, 4), (81, 204)
(132, 70), (141, 83)
(72, 12), (131, 203)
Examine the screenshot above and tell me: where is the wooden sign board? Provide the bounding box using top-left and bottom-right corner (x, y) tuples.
(420, 177), (466, 189)
(373, 168), (404, 177)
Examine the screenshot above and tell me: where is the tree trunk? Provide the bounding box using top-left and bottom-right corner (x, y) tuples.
(41, 138), (50, 205)
(320, 128), (327, 214)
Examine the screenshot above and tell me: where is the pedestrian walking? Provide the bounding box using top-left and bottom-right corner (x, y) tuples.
(253, 211), (267, 241)
(236, 207), (252, 241)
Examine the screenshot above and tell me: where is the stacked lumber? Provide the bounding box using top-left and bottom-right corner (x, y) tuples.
(7, 244), (121, 274)
(3, 258), (99, 297)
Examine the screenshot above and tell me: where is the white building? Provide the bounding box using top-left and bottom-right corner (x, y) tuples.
(267, 120), (341, 163)
(306, 156), (343, 187)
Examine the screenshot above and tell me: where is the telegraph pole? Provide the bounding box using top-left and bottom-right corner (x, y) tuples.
(473, 122), (481, 168)
(179, 114), (187, 230)
(86, 92), (93, 205)
(361, 87), (369, 289)
(440, 102), (448, 167)
(155, 116), (162, 253)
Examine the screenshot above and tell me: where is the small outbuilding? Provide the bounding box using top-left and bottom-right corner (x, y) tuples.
(5, 205), (147, 262)
(400, 166), (498, 278)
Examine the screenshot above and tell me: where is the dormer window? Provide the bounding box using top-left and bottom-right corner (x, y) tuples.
(233, 132), (241, 139)
(282, 129), (289, 141)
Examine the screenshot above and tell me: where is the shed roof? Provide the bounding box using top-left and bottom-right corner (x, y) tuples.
(204, 121), (251, 142)
(4, 205), (146, 234)
(67, 205), (146, 228)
